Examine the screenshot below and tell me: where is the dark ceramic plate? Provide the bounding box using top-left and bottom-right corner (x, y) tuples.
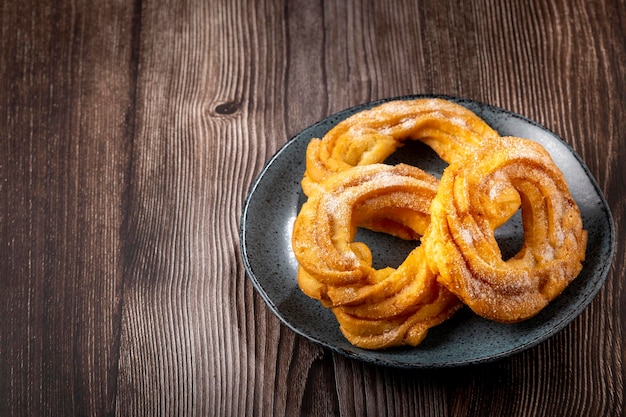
(240, 95), (615, 368)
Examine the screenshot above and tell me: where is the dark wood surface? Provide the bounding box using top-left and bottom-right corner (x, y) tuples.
(1, 0), (624, 416)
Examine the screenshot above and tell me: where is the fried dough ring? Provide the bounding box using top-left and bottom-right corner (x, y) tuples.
(302, 98), (500, 196)
(423, 137), (588, 323)
(292, 163), (462, 348)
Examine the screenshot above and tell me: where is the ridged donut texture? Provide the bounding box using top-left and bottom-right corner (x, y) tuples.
(292, 164), (462, 348)
(423, 136), (588, 323)
(302, 98), (500, 196)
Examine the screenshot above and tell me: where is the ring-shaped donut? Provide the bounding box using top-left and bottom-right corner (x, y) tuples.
(292, 163), (462, 348)
(302, 98), (500, 196)
(423, 136), (588, 323)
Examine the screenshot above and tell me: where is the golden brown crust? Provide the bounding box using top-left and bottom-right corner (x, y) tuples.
(302, 98), (500, 196)
(292, 163), (438, 286)
(423, 137), (587, 323)
(292, 163), (462, 348)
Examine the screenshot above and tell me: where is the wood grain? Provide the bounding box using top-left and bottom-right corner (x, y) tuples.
(0, 0), (623, 416)
(0, 1), (137, 416)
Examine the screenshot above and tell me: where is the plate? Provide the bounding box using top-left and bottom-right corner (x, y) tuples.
(240, 94), (615, 368)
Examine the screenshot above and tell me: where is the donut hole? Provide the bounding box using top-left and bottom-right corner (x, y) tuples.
(493, 208), (525, 261)
(383, 140), (448, 179)
(354, 227), (418, 269)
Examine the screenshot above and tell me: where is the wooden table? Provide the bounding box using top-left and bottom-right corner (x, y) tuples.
(1, 0), (623, 416)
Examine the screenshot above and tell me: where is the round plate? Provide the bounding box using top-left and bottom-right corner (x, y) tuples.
(240, 95), (615, 368)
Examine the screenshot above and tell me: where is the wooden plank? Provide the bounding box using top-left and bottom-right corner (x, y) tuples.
(0, 1), (138, 416)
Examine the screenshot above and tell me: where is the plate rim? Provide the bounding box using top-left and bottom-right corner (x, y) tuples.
(240, 94), (616, 368)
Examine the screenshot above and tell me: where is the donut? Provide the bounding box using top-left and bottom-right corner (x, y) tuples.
(423, 136), (588, 323)
(301, 98), (500, 196)
(292, 163), (462, 348)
